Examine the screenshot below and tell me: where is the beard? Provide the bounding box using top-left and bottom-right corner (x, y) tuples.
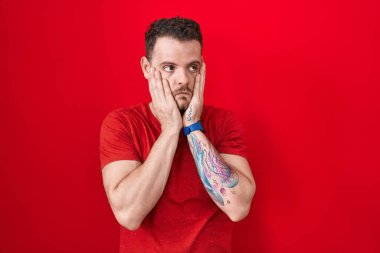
(175, 97), (190, 116)
(173, 88), (193, 115)
(177, 101), (188, 116)
(179, 108), (186, 116)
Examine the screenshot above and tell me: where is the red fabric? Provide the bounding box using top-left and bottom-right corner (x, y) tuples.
(99, 101), (248, 253)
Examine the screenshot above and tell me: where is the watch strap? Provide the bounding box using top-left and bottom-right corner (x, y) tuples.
(183, 121), (204, 136)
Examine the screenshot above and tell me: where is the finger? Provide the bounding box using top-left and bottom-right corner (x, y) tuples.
(148, 76), (153, 96)
(147, 66), (153, 95)
(193, 73), (201, 100)
(149, 67), (160, 102)
(151, 68), (165, 101)
(162, 78), (174, 102)
(148, 66), (153, 79)
(200, 63), (206, 100)
(155, 69), (167, 100)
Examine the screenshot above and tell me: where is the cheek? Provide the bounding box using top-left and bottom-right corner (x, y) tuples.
(190, 83), (195, 92)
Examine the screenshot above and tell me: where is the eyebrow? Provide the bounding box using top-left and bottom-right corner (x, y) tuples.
(159, 60), (201, 66)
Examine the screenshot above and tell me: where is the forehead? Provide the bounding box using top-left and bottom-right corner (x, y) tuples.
(151, 36), (201, 64)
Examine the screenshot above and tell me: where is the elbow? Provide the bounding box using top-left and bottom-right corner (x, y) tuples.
(115, 209), (142, 231)
(108, 192), (143, 231)
(121, 220), (141, 231)
(228, 204), (251, 222)
(228, 184), (256, 222)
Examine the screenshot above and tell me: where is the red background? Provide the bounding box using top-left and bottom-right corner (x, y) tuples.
(1, 0), (379, 252)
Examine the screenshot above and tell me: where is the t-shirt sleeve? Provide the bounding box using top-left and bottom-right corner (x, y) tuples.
(99, 110), (141, 169)
(216, 111), (248, 160)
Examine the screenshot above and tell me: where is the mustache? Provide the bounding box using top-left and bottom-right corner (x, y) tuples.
(173, 89), (192, 96)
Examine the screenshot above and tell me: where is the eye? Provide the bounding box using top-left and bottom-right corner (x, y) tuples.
(189, 65), (199, 73)
(163, 65), (175, 72)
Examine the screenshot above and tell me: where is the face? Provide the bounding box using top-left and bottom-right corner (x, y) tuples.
(142, 36), (202, 113)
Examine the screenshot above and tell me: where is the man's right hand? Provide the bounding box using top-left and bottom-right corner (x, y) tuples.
(148, 67), (182, 134)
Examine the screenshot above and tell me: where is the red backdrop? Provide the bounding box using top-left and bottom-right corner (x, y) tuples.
(1, 0), (379, 252)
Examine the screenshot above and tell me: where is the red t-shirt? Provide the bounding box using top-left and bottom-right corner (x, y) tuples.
(99, 102), (248, 253)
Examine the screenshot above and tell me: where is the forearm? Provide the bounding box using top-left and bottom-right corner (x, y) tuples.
(111, 129), (179, 229)
(188, 130), (253, 221)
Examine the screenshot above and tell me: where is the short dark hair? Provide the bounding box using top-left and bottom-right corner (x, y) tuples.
(145, 16), (203, 61)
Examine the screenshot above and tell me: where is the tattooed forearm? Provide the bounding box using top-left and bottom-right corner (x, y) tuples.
(188, 133), (239, 206)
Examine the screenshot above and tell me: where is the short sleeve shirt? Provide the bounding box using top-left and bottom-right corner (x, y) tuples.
(99, 102), (248, 253)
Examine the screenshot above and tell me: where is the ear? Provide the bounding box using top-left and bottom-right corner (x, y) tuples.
(140, 56), (151, 79)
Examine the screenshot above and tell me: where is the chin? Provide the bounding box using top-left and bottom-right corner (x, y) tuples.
(176, 98), (190, 115)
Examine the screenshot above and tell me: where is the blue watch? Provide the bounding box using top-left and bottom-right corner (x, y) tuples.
(183, 121), (204, 136)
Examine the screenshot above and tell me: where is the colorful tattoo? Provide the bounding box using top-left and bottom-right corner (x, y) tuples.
(189, 134), (239, 206)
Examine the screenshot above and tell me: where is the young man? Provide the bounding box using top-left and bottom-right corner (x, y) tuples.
(100, 17), (256, 253)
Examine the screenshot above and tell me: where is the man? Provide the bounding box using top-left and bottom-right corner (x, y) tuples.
(100, 16), (256, 253)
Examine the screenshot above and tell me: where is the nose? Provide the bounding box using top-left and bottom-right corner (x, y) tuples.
(174, 68), (190, 87)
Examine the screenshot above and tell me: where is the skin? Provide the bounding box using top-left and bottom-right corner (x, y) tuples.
(101, 36), (256, 231)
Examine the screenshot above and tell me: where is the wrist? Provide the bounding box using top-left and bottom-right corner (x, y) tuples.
(183, 121), (204, 136)
(161, 126), (181, 136)
(184, 118), (201, 127)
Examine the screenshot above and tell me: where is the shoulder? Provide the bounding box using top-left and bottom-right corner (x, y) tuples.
(103, 103), (147, 125)
(101, 103), (150, 134)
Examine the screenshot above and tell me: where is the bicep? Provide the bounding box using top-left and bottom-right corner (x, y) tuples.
(102, 160), (142, 198)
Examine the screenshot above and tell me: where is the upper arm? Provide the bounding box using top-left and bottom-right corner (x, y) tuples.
(102, 160), (142, 201)
(99, 110), (141, 169)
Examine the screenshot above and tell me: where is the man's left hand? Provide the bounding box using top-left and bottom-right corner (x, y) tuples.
(183, 61), (206, 127)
